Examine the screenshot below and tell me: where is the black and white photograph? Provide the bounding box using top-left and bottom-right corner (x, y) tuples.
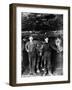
(21, 12), (63, 77)
(9, 4), (70, 86)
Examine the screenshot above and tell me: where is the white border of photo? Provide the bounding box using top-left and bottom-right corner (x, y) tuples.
(16, 7), (68, 83)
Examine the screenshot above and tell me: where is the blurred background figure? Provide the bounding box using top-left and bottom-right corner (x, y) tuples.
(35, 42), (43, 74)
(22, 38), (29, 75)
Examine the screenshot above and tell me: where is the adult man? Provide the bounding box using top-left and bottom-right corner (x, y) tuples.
(50, 37), (63, 75)
(55, 38), (63, 75)
(42, 37), (51, 75)
(25, 36), (37, 75)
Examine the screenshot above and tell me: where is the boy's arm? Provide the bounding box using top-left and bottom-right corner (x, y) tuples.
(25, 42), (29, 52)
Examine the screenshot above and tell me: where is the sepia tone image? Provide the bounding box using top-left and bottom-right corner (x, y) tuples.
(21, 12), (63, 77)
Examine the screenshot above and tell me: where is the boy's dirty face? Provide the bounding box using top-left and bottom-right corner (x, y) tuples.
(29, 37), (33, 41)
(55, 38), (61, 46)
(45, 38), (48, 42)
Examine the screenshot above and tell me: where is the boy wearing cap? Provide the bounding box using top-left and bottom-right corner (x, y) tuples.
(25, 36), (37, 75)
(42, 37), (51, 75)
